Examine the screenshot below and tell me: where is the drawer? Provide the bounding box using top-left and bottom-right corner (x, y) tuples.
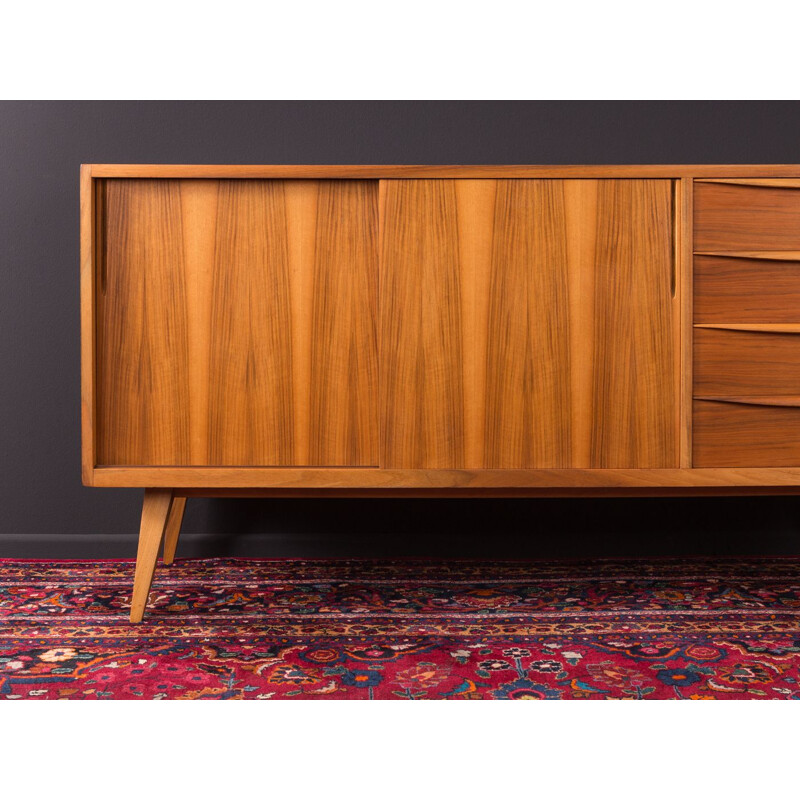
(694, 327), (800, 396)
(693, 399), (800, 467)
(694, 254), (800, 323)
(694, 180), (800, 250)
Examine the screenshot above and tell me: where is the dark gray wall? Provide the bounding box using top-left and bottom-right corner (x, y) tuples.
(2, 100), (800, 559)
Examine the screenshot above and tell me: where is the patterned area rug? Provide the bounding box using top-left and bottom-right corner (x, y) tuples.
(1, 557), (799, 699)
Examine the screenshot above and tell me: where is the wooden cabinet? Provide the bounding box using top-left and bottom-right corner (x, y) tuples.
(79, 165), (800, 620)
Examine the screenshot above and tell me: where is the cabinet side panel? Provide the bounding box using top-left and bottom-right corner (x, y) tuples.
(80, 166), (96, 482)
(380, 180), (466, 468)
(97, 180), (191, 465)
(590, 180), (678, 467)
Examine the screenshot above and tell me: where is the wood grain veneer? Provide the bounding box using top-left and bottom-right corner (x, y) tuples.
(694, 396), (800, 407)
(679, 178), (693, 468)
(694, 181), (800, 250)
(695, 251), (800, 261)
(379, 179), (677, 470)
(98, 180), (192, 465)
(590, 180), (677, 468)
(694, 324), (800, 333)
(88, 165), (800, 179)
(96, 179), (378, 466)
(89, 466), (800, 489)
(695, 179), (800, 189)
(82, 165), (800, 489)
(694, 328), (800, 396)
(694, 255), (800, 323)
(80, 165), (96, 483)
(693, 399), (800, 467)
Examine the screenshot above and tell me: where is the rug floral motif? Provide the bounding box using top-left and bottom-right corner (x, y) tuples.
(1, 557), (799, 699)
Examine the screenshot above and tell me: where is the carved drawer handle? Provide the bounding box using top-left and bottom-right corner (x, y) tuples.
(695, 396), (800, 408)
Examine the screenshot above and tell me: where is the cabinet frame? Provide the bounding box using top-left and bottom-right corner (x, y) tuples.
(82, 164), (800, 493)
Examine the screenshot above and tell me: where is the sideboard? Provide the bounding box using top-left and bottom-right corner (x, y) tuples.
(80, 164), (800, 620)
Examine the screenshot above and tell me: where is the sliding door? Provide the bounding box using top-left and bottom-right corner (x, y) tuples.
(379, 179), (677, 469)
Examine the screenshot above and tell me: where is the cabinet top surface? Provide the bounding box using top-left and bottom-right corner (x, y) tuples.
(83, 164), (800, 179)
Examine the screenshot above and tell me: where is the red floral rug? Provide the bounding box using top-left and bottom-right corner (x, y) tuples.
(1, 557), (799, 699)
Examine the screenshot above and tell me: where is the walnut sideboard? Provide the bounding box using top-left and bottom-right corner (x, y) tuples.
(80, 164), (800, 621)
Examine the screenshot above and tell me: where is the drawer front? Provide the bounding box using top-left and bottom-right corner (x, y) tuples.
(695, 181), (800, 250)
(694, 255), (800, 323)
(694, 328), (800, 396)
(694, 399), (800, 467)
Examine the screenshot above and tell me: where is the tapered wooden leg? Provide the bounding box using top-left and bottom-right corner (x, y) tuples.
(130, 489), (173, 623)
(162, 496), (186, 566)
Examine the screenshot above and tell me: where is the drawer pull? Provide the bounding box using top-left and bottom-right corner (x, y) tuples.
(694, 250), (800, 261)
(695, 178), (800, 189)
(695, 396), (800, 408)
(694, 323), (800, 334)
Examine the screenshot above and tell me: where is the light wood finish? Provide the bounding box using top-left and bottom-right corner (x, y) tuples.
(90, 466), (800, 489)
(693, 400), (800, 468)
(174, 486), (800, 498)
(695, 396), (800, 407)
(694, 250), (800, 261)
(484, 178), (571, 468)
(96, 179), (378, 466)
(162, 496), (186, 566)
(694, 256), (800, 323)
(80, 165), (96, 484)
(205, 180), (292, 465)
(98, 180), (191, 465)
(130, 489), (173, 623)
(695, 179), (800, 188)
(308, 182), (379, 464)
(379, 179), (466, 468)
(79, 165), (800, 493)
(583, 180), (677, 467)
(694, 181), (800, 250)
(694, 323), (800, 333)
(679, 178), (693, 467)
(694, 328), (800, 396)
(89, 165), (800, 179)
(379, 179), (677, 469)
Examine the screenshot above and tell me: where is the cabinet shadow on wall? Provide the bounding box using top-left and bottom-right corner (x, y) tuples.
(178, 497), (800, 559)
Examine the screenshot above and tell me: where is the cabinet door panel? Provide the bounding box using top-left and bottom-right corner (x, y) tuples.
(484, 181), (572, 467)
(379, 179), (677, 469)
(379, 180), (465, 468)
(97, 179), (378, 466)
(97, 180), (191, 465)
(589, 180), (677, 467)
